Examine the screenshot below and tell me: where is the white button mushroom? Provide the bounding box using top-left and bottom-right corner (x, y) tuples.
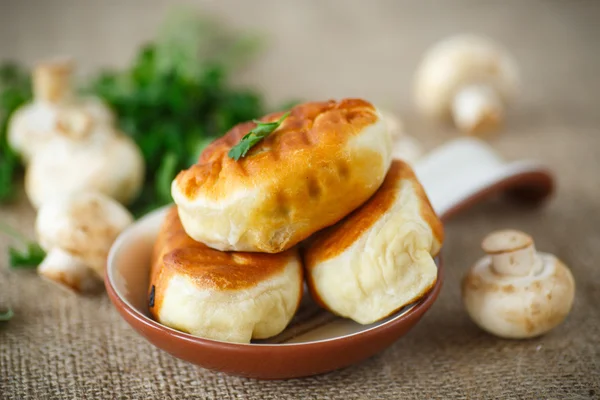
(414, 34), (519, 135)
(462, 230), (575, 339)
(7, 58), (114, 163)
(36, 192), (133, 293)
(24, 109), (145, 208)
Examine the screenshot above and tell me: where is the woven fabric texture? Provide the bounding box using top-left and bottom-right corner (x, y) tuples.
(1, 1), (599, 399)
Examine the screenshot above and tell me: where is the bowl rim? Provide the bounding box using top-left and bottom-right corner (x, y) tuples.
(106, 206), (443, 349)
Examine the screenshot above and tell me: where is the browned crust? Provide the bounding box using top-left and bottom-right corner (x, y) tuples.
(173, 98), (390, 253)
(303, 160), (444, 267)
(175, 99), (379, 200)
(148, 207), (299, 315)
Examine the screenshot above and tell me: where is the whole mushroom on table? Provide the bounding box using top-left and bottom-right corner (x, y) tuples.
(36, 192), (134, 293)
(25, 108), (145, 209)
(4, 58), (145, 293)
(414, 34), (520, 135)
(8, 58), (114, 163)
(462, 230), (575, 339)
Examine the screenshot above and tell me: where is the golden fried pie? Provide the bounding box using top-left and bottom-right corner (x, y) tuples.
(303, 160), (444, 324)
(172, 99), (392, 253)
(149, 208), (303, 343)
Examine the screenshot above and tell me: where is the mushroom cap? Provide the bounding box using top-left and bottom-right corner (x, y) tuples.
(414, 34), (519, 118)
(482, 229), (534, 254)
(8, 104), (56, 162)
(25, 125), (145, 208)
(8, 57), (113, 162)
(38, 247), (105, 293)
(462, 253), (575, 338)
(36, 192), (134, 277)
(7, 97), (114, 163)
(55, 108), (94, 139)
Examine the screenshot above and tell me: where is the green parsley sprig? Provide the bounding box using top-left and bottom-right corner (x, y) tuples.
(228, 112), (290, 160)
(0, 221), (45, 268)
(0, 308), (14, 322)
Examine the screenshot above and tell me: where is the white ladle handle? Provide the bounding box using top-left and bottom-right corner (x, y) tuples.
(413, 138), (553, 220)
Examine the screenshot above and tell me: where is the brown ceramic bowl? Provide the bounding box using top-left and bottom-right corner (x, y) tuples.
(106, 207), (443, 379)
(106, 138), (554, 379)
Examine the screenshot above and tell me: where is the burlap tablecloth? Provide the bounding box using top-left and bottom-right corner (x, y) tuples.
(1, 1), (599, 399)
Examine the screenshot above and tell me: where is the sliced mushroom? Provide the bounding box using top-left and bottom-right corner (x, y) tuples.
(414, 34), (519, 135)
(7, 58), (114, 163)
(462, 230), (575, 339)
(36, 192), (133, 293)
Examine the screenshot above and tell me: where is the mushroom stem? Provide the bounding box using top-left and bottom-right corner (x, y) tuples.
(33, 59), (74, 104)
(451, 84), (503, 135)
(38, 248), (102, 293)
(482, 230), (542, 276)
(489, 245), (542, 276)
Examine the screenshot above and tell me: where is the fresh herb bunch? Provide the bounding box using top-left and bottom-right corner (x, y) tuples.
(89, 9), (266, 216)
(0, 63), (30, 202)
(0, 9), (295, 268)
(0, 10), (296, 215)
